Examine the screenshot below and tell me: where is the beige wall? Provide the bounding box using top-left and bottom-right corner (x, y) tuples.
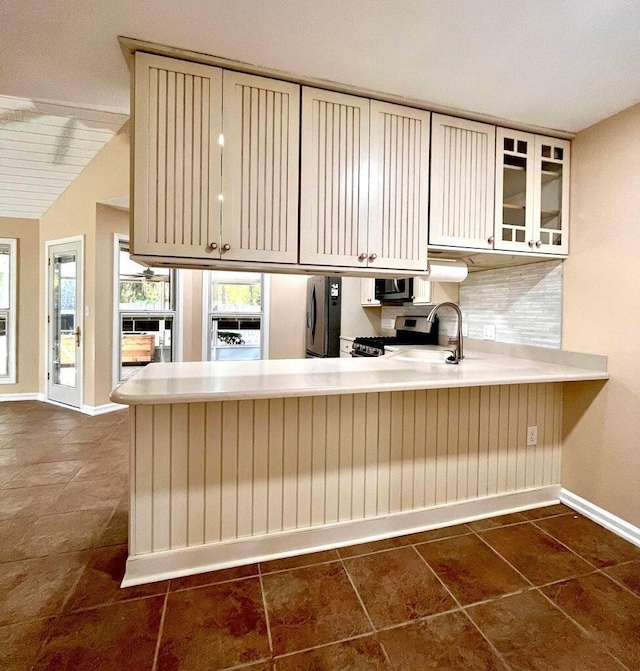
(0, 218), (40, 394)
(562, 102), (640, 527)
(40, 126), (130, 406)
(267, 273), (307, 359)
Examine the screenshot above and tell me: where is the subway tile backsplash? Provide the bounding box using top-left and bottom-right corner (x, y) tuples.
(460, 260), (562, 349)
(380, 260), (562, 349)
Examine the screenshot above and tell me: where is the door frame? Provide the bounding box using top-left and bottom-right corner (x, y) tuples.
(45, 235), (84, 408)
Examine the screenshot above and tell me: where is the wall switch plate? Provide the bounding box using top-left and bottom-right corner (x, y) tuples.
(527, 426), (537, 446)
(483, 324), (496, 340)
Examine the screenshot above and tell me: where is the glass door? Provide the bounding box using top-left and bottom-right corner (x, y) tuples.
(48, 240), (83, 408)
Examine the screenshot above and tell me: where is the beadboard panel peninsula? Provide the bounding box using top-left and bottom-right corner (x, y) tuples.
(129, 383), (560, 557)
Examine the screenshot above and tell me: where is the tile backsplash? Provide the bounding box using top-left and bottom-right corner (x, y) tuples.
(380, 260), (562, 349)
(459, 260), (562, 349)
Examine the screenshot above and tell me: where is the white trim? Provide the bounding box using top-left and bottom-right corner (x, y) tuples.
(81, 402), (126, 416)
(123, 484), (560, 586)
(45, 236), (84, 409)
(112, 233), (128, 390)
(0, 238), (17, 384)
(262, 274), (270, 359)
(0, 392), (40, 401)
(560, 488), (640, 549)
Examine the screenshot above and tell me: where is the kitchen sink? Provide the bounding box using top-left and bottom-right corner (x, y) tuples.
(384, 348), (450, 363)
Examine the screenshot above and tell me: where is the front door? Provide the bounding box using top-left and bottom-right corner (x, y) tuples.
(47, 240), (83, 408)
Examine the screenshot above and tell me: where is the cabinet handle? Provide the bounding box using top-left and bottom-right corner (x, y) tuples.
(528, 240), (535, 248)
(209, 242), (218, 250)
(488, 236), (495, 244)
(358, 253), (367, 262)
(369, 253), (377, 262)
(535, 240), (542, 248)
(222, 244), (231, 252)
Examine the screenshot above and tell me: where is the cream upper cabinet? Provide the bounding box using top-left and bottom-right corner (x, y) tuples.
(368, 101), (430, 271)
(495, 130), (570, 255)
(132, 54), (300, 263)
(133, 53), (223, 258)
(299, 87), (370, 268)
(221, 71), (300, 263)
(429, 114), (496, 249)
(412, 277), (432, 305)
(360, 278), (380, 306)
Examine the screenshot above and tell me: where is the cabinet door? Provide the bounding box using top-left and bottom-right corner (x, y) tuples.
(133, 53), (222, 258)
(412, 277), (432, 305)
(360, 278), (380, 306)
(494, 128), (535, 252)
(430, 114), (496, 249)
(222, 72), (300, 263)
(300, 88), (370, 267)
(532, 136), (570, 255)
(368, 102), (430, 271)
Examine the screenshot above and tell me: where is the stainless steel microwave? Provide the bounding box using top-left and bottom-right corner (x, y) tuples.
(374, 278), (413, 304)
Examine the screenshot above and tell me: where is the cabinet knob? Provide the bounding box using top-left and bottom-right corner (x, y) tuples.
(209, 242), (218, 250)
(222, 244), (231, 252)
(369, 253), (377, 262)
(528, 240), (535, 248)
(488, 236), (495, 244)
(358, 253), (367, 262)
(535, 240), (542, 248)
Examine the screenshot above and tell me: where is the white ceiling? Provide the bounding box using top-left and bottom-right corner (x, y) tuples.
(1, 1), (640, 134)
(0, 96), (127, 218)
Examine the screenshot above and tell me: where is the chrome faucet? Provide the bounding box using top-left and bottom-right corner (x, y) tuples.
(426, 302), (464, 364)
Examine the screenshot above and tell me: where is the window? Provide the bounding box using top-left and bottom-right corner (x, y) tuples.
(116, 240), (178, 382)
(205, 271), (267, 361)
(0, 239), (16, 384)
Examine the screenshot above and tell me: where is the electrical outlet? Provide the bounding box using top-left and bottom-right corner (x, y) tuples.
(483, 324), (496, 340)
(527, 426), (537, 446)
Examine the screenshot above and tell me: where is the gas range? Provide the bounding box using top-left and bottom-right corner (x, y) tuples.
(351, 315), (439, 357)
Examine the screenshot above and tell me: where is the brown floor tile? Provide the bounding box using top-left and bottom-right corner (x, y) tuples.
(62, 427), (114, 444)
(379, 611), (506, 670)
(2, 460), (84, 488)
(8, 509), (113, 560)
(604, 559), (640, 597)
(467, 512), (528, 532)
(0, 617), (55, 671)
(480, 522), (594, 585)
(0, 517), (36, 562)
(263, 562), (371, 655)
(338, 535), (411, 559)
(52, 477), (125, 513)
(158, 578), (270, 670)
(541, 572), (640, 670)
(34, 595), (164, 671)
(344, 546), (456, 627)
(96, 501), (128, 547)
(73, 456), (128, 482)
(0, 484), (66, 520)
(170, 563), (259, 591)
(467, 589), (625, 671)
(519, 503), (574, 520)
(417, 533), (529, 605)
(0, 552), (88, 626)
(535, 514), (640, 568)
(405, 523), (473, 544)
(276, 635), (392, 670)
(0, 464), (24, 486)
(64, 544), (168, 612)
(260, 549), (340, 574)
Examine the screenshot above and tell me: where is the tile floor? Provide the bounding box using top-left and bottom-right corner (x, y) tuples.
(1, 401), (639, 670)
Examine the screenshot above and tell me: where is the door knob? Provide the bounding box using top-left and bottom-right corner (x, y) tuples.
(368, 253), (377, 262)
(358, 253), (367, 262)
(209, 242), (218, 250)
(528, 240), (535, 248)
(535, 240), (542, 248)
(488, 236), (495, 244)
(75, 326), (81, 347)
(222, 244), (231, 252)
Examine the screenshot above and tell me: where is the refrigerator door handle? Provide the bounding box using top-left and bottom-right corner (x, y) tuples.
(310, 286), (317, 343)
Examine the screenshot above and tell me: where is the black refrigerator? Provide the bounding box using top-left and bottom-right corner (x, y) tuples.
(305, 276), (342, 358)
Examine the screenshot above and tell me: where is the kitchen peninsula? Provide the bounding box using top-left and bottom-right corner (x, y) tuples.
(112, 346), (607, 586)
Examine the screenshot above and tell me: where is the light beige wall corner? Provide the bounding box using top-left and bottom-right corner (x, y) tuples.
(94, 205), (128, 406)
(180, 270), (204, 362)
(562, 102), (640, 527)
(340, 277), (380, 337)
(39, 125), (130, 407)
(0, 218), (40, 394)
(268, 273), (307, 359)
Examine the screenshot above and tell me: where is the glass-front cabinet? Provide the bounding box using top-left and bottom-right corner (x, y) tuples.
(495, 129), (570, 255)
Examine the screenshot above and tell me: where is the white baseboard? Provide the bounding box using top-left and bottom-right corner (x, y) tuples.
(81, 402), (126, 416)
(0, 392), (42, 402)
(560, 488), (640, 548)
(123, 484), (561, 587)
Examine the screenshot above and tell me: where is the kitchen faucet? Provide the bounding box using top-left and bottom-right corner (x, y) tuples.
(426, 302), (464, 364)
